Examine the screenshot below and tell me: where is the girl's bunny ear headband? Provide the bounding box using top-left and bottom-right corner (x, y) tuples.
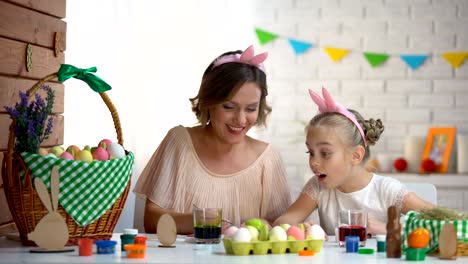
(308, 87), (368, 147)
(212, 45), (268, 72)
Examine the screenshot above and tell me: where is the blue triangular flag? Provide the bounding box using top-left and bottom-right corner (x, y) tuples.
(288, 38), (314, 55)
(400, 55), (429, 70)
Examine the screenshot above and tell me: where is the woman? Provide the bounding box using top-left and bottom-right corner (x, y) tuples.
(134, 45), (291, 234)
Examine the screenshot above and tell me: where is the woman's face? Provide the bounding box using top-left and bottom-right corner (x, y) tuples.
(306, 125), (354, 189)
(208, 82), (261, 144)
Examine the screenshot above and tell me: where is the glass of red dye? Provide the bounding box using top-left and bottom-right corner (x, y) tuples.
(338, 210), (368, 247)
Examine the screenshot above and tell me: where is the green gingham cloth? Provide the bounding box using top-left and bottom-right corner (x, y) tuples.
(402, 210), (468, 253)
(20, 152), (134, 226)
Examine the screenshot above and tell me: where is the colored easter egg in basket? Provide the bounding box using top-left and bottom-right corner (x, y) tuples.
(66, 145), (81, 158)
(108, 142), (126, 159)
(45, 153), (58, 159)
(93, 146), (109, 161)
(48, 146), (64, 157)
(38, 148), (49, 156)
(77, 147), (93, 163)
(99, 139), (112, 149)
(59, 151), (74, 160)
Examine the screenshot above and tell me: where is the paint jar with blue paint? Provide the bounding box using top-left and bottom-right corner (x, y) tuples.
(96, 240), (117, 254)
(345, 236), (359, 253)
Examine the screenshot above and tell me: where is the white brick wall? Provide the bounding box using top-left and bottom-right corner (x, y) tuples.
(252, 0), (468, 200)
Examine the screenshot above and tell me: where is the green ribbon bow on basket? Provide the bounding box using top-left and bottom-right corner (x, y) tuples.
(57, 64), (112, 92)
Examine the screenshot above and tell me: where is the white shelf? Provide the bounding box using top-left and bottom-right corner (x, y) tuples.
(381, 173), (468, 187)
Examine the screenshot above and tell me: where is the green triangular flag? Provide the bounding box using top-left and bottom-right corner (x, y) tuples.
(255, 28), (279, 45)
(363, 52), (390, 67)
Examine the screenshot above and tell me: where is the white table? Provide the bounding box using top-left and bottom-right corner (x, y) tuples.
(0, 234), (466, 263)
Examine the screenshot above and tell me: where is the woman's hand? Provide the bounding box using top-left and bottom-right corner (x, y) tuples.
(367, 215), (386, 236)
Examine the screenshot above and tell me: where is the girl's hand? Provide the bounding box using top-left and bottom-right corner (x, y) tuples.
(221, 220), (232, 234)
(302, 222), (329, 241)
(367, 215), (386, 236)
(303, 221), (316, 230)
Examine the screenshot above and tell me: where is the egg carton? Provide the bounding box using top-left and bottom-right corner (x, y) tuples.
(223, 238), (324, 255)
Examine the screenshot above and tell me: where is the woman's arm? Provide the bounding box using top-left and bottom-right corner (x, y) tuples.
(401, 192), (434, 214)
(144, 199), (194, 234)
(272, 193), (318, 226)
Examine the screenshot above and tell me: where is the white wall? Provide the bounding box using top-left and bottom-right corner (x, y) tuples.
(65, 0), (255, 232)
(252, 0), (468, 200)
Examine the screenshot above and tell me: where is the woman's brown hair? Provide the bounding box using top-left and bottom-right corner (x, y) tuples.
(189, 50), (271, 127)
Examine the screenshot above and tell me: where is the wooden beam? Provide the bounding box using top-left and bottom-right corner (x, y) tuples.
(0, 1), (66, 51)
(0, 37), (64, 79)
(0, 114), (64, 149)
(4, 0), (66, 18)
(0, 76), (64, 114)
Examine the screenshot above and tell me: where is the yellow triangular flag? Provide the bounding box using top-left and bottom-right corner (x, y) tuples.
(441, 52), (468, 68)
(324, 47), (350, 62)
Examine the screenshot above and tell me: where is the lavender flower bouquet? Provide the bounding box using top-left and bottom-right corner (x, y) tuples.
(4, 85), (55, 153)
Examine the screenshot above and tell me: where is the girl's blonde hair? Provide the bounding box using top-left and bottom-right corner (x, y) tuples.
(307, 110), (385, 163)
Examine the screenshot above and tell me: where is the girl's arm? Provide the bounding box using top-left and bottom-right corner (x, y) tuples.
(401, 192), (434, 214)
(368, 192), (434, 235)
(144, 199), (194, 234)
(272, 193), (318, 226)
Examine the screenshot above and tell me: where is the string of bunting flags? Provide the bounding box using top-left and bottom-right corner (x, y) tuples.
(255, 27), (468, 70)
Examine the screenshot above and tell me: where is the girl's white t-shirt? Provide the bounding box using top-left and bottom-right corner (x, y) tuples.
(302, 173), (408, 235)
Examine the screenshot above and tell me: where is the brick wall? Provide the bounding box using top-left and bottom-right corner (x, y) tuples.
(252, 0), (468, 199)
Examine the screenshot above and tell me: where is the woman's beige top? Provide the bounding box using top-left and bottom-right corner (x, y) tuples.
(133, 125), (291, 226)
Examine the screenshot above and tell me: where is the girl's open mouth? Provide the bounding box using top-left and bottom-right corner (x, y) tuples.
(317, 174), (327, 181)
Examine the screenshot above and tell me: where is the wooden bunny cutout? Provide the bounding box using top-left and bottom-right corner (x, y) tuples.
(28, 166), (69, 250)
(439, 223), (457, 259)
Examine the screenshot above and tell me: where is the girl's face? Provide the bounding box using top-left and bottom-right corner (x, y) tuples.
(306, 125), (354, 189)
(208, 82), (261, 144)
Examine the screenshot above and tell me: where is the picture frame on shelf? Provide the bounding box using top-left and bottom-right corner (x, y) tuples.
(420, 127), (456, 174)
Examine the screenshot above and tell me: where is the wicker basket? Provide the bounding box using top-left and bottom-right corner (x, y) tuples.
(1, 72), (131, 246)
(431, 240), (468, 256)
(403, 211), (468, 257)
(456, 240), (468, 256)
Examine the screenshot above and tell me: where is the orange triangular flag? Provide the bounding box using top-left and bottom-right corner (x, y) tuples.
(441, 52), (468, 68)
(324, 47), (350, 62)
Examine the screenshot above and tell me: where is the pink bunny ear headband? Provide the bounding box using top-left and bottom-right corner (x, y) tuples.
(308, 87), (368, 147)
(212, 45), (268, 72)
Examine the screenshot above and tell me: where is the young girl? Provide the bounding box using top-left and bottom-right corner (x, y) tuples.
(273, 87), (433, 235)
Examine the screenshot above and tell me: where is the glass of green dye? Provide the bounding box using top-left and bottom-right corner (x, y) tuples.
(193, 207), (222, 244)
